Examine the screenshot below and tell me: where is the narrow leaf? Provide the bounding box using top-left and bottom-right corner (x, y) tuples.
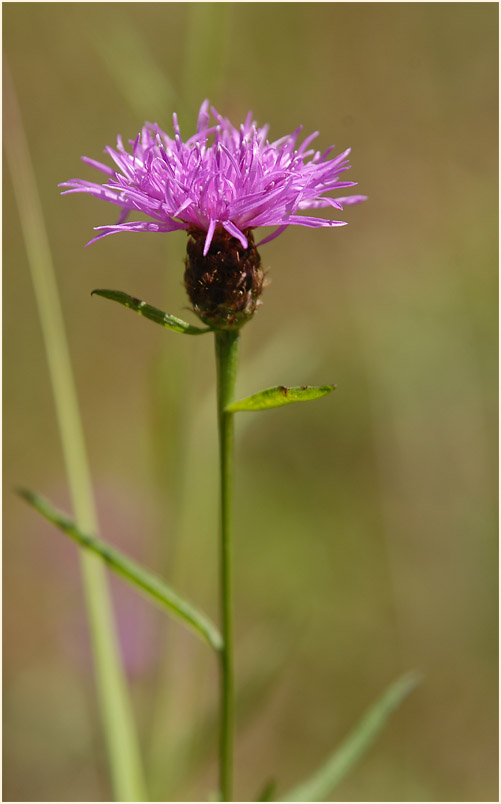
(283, 672), (421, 802)
(5, 66), (147, 801)
(227, 384), (336, 413)
(91, 289), (210, 335)
(19, 489), (223, 652)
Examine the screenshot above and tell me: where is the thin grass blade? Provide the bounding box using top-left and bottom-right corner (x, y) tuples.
(227, 385), (336, 413)
(283, 672), (421, 802)
(92, 289), (210, 334)
(4, 65), (147, 801)
(20, 489), (223, 652)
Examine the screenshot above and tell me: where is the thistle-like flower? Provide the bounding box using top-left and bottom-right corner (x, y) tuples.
(61, 100), (366, 328)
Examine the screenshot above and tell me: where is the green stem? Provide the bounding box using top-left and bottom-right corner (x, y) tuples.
(215, 329), (240, 801)
(4, 65), (147, 801)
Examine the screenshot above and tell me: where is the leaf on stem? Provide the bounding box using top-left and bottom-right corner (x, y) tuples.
(226, 385), (336, 413)
(18, 489), (223, 652)
(282, 671), (422, 802)
(91, 289), (210, 335)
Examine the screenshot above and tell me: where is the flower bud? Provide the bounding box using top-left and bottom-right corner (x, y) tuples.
(184, 226), (264, 330)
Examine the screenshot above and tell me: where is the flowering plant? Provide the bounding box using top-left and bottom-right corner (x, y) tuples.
(21, 101), (417, 803)
(61, 101), (366, 331)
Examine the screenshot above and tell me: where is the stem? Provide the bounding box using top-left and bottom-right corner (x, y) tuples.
(215, 329), (240, 801)
(4, 65), (147, 801)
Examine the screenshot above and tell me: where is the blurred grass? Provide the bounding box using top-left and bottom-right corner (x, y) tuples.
(4, 63), (147, 803)
(3, 2), (498, 802)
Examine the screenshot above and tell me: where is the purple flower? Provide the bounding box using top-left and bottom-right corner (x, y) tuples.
(60, 100), (366, 256)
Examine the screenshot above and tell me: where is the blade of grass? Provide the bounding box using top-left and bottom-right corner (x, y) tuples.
(283, 672), (421, 802)
(4, 65), (147, 802)
(20, 489), (223, 652)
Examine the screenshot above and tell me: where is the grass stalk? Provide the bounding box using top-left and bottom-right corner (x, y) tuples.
(4, 65), (147, 802)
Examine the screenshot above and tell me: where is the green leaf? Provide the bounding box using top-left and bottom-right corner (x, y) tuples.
(19, 489), (223, 652)
(283, 672), (421, 802)
(226, 384), (336, 413)
(91, 289), (210, 335)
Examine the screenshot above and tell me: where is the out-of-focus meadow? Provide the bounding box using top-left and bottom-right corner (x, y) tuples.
(3, 3), (498, 801)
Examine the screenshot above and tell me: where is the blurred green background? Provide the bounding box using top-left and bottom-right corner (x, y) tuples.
(3, 3), (498, 801)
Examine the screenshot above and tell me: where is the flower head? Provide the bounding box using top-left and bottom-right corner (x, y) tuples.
(60, 100), (366, 256)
